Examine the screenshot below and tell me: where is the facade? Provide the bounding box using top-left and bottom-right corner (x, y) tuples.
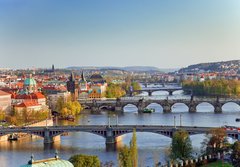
(47, 92), (71, 111)
(12, 92), (46, 106)
(14, 101), (42, 112)
(0, 90), (11, 114)
(88, 84), (107, 98)
(78, 72), (108, 99)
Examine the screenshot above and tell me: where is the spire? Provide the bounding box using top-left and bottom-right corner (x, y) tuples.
(52, 64), (55, 71)
(81, 71), (86, 81)
(69, 72), (75, 81)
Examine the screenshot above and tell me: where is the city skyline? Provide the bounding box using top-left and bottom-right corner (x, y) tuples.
(1, 0), (240, 69)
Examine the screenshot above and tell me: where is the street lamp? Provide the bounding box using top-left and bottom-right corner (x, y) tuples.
(174, 116), (176, 128)
(180, 114), (182, 127)
(116, 115), (118, 126)
(45, 118), (48, 127)
(108, 116), (110, 128)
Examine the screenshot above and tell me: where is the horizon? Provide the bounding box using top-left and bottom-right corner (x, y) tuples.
(1, 0), (240, 69)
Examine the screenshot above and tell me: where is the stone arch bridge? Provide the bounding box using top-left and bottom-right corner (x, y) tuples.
(79, 97), (240, 113)
(0, 125), (239, 146)
(127, 87), (184, 96)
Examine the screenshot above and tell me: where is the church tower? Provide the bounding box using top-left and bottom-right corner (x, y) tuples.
(67, 72), (79, 100)
(79, 71), (88, 91)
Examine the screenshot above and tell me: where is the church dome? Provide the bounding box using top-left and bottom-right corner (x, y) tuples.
(24, 78), (37, 86)
(90, 74), (103, 80)
(20, 159), (74, 167)
(90, 73), (106, 84)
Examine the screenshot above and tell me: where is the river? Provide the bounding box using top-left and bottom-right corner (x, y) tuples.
(1, 88), (240, 166)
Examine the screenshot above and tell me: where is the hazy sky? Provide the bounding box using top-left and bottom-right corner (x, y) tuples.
(0, 0), (240, 69)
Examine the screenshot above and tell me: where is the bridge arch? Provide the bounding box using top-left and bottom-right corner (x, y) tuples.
(151, 90), (169, 96)
(222, 102), (240, 112)
(171, 103), (189, 112)
(145, 103), (163, 112)
(57, 130), (107, 139)
(138, 91), (149, 96)
(123, 104), (138, 112)
(113, 130), (173, 139)
(196, 102), (215, 112)
(98, 104), (114, 111)
(82, 105), (91, 110)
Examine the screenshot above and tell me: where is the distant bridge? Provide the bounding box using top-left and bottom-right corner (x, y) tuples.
(129, 87), (184, 96)
(79, 97), (240, 113)
(0, 125), (239, 145)
(138, 82), (181, 88)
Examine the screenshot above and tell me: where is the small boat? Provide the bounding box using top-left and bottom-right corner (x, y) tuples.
(236, 118), (240, 122)
(8, 134), (18, 141)
(143, 108), (155, 113)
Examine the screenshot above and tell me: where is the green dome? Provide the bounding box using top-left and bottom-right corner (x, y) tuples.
(24, 78), (37, 86)
(20, 159), (74, 167)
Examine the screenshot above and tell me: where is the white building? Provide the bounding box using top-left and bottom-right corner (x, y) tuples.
(0, 90), (11, 114)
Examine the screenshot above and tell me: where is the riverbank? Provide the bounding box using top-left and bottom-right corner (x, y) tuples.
(0, 119), (53, 142)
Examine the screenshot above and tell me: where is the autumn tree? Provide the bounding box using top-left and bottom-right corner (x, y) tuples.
(56, 96), (82, 117)
(202, 128), (227, 154)
(69, 154), (101, 167)
(130, 129), (138, 167)
(231, 141), (240, 167)
(0, 110), (5, 121)
(170, 130), (193, 160)
(118, 145), (132, 167)
(105, 83), (126, 98)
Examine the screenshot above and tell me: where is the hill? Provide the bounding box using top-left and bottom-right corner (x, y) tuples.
(178, 60), (240, 73)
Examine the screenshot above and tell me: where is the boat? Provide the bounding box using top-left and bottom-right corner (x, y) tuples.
(143, 108), (155, 113)
(8, 134), (18, 141)
(236, 118), (240, 122)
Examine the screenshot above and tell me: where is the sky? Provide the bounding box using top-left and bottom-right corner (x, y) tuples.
(0, 0), (240, 69)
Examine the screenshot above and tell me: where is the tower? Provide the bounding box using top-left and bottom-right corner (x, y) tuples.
(52, 64), (55, 72)
(79, 71), (88, 91)
(66, 72), (79, 100)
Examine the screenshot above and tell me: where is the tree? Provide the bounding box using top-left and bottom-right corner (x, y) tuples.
(201, 128), (227, 155)
(105, 83), (126, 98)
(130, 129), (138, 167)
(69, 154), (101, 167)
(118, 145), (132, 167)
(56, 96), (82, 117)
(231, 141), (240, 167)
(207, 128), (227, 154)
(56, 96), (65, 112)
(0, 110), (5, 121)
(170, 130), (193, 160)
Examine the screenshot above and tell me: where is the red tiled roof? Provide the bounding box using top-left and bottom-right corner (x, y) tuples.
(15, 92), (45, 99)
(15, 101), (40, 107)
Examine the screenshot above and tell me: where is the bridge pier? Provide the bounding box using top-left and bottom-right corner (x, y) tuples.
(44, 129), (54, 144)
(115, 106), (123, 113)
(169, 91), (173, 96)
(163, 104), (171, 113)
(115, 98), (123, 113)
(105, 127), (116, 150)
(214, 97), (222, 113)
(91, 106), (100, 113)
(188, 102), (197, 113)
(43, 129), (61, 144)
(148, 91), (152, 96)
(214, 103), (222, 113)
